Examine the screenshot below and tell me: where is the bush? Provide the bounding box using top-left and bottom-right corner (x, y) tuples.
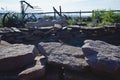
(92, 10), (105, 23)
(2, 12), (25, 27)
(112, 13), (120, 23)
(67, 19), (77, 25)
(92, 10), (120, 26)
(102, 10), (120, 25)
(102, 10), (114, 24)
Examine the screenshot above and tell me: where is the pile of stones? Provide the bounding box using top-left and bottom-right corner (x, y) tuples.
(0, 40), (120, 80)
(0, 41), (45, 80)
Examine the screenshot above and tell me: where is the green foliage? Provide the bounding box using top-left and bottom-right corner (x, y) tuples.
(2, 12), (24, 27)
(0, 15), (3, 27)
(43, 15), (50, 19)
(0, 18), (2, 27)
(92, 10), (105, 23)
(111, 12), (120, 23)
(67, 19), (77, 25)
(102, 10), (114, 24)
(92, 9), (120, 26)
(102, 10), (120, 25)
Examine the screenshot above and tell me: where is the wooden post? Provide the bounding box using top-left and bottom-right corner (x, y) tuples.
(79, 10), (82, 24)
(59, 6), (62, 16)
(20, 0), (25, 19)
(54, 9), (56, 19)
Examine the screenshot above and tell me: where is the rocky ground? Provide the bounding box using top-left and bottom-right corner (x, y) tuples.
(0, 40), (120, 80)
(0, 25), (120, 80)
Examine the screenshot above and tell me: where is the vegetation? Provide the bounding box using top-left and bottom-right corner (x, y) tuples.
(92, 10), (105, 23)
(0, 10), (120, 28)
(0, 19), (2, 27)
(102, 11), (120, 25)
(92, 10), (120, 26)
(67, 19), (77, 25)
(66, 9), (120, 26)
(2, 12), (25, 27)
(66, 9), (120, 27)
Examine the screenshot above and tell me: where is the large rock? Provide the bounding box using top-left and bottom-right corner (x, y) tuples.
(0, 44), (37, 73)
(18, 56), (46, 80)
(38, 42), (88, 71)
(82, 40), (120, 75)
(115, 23), (120, 28)
(63, 70), (101, 80)
(0, 35), (2, 43)
(45, 66), (61, 80)
(0, 74), (17, 80)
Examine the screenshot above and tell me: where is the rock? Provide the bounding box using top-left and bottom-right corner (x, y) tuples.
(115, 23), (120, 28)
(63, 70), (101, 80)
(0, 40), (10, 47)
(0, 74), (17, 80)
(38, 42), (88, 71)
(11, 27), (21, 32)
(45, 64), (63, 80)
(18, 56), (46, 80)
(57, 28), (73, 42)
(45, 72), (60, 80)
(0, 35), (2, 43)
(69, 25), (80, 29)
(45, 66), (61, 80)
(54, 24), (62, 29)
(82, 40), (120, 75)
(0, 44), (36, 73)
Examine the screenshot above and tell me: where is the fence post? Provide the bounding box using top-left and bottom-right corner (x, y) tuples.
(79, 10), (82, 24)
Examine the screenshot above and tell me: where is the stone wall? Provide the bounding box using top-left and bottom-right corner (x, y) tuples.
(1, 25), (120, 46)
(1, 41), (120, 80)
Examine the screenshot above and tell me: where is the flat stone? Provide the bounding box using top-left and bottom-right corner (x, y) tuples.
(0, 44), (36, 73)
(18, 56), (46, 80)
(82, 40), (120, 75)
(38, 42), (88, 71)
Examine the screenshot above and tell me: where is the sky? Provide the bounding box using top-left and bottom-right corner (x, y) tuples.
(0, 0), (120, 13)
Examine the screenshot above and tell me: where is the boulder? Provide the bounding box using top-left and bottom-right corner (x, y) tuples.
(0, 35), (2, 43)
(18, 56), (46, 80)
(45, 72), (60, 80)
(115, 23), (120, 28)
(45, 66), (61, 80)
(45, 64), (64, 80)
(0, 74), (17, 80)
(82, 40), (120, 75)
(38, 42), (88, 71)
(63, 70), (101, 80)
(0, 44), (37, 73)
